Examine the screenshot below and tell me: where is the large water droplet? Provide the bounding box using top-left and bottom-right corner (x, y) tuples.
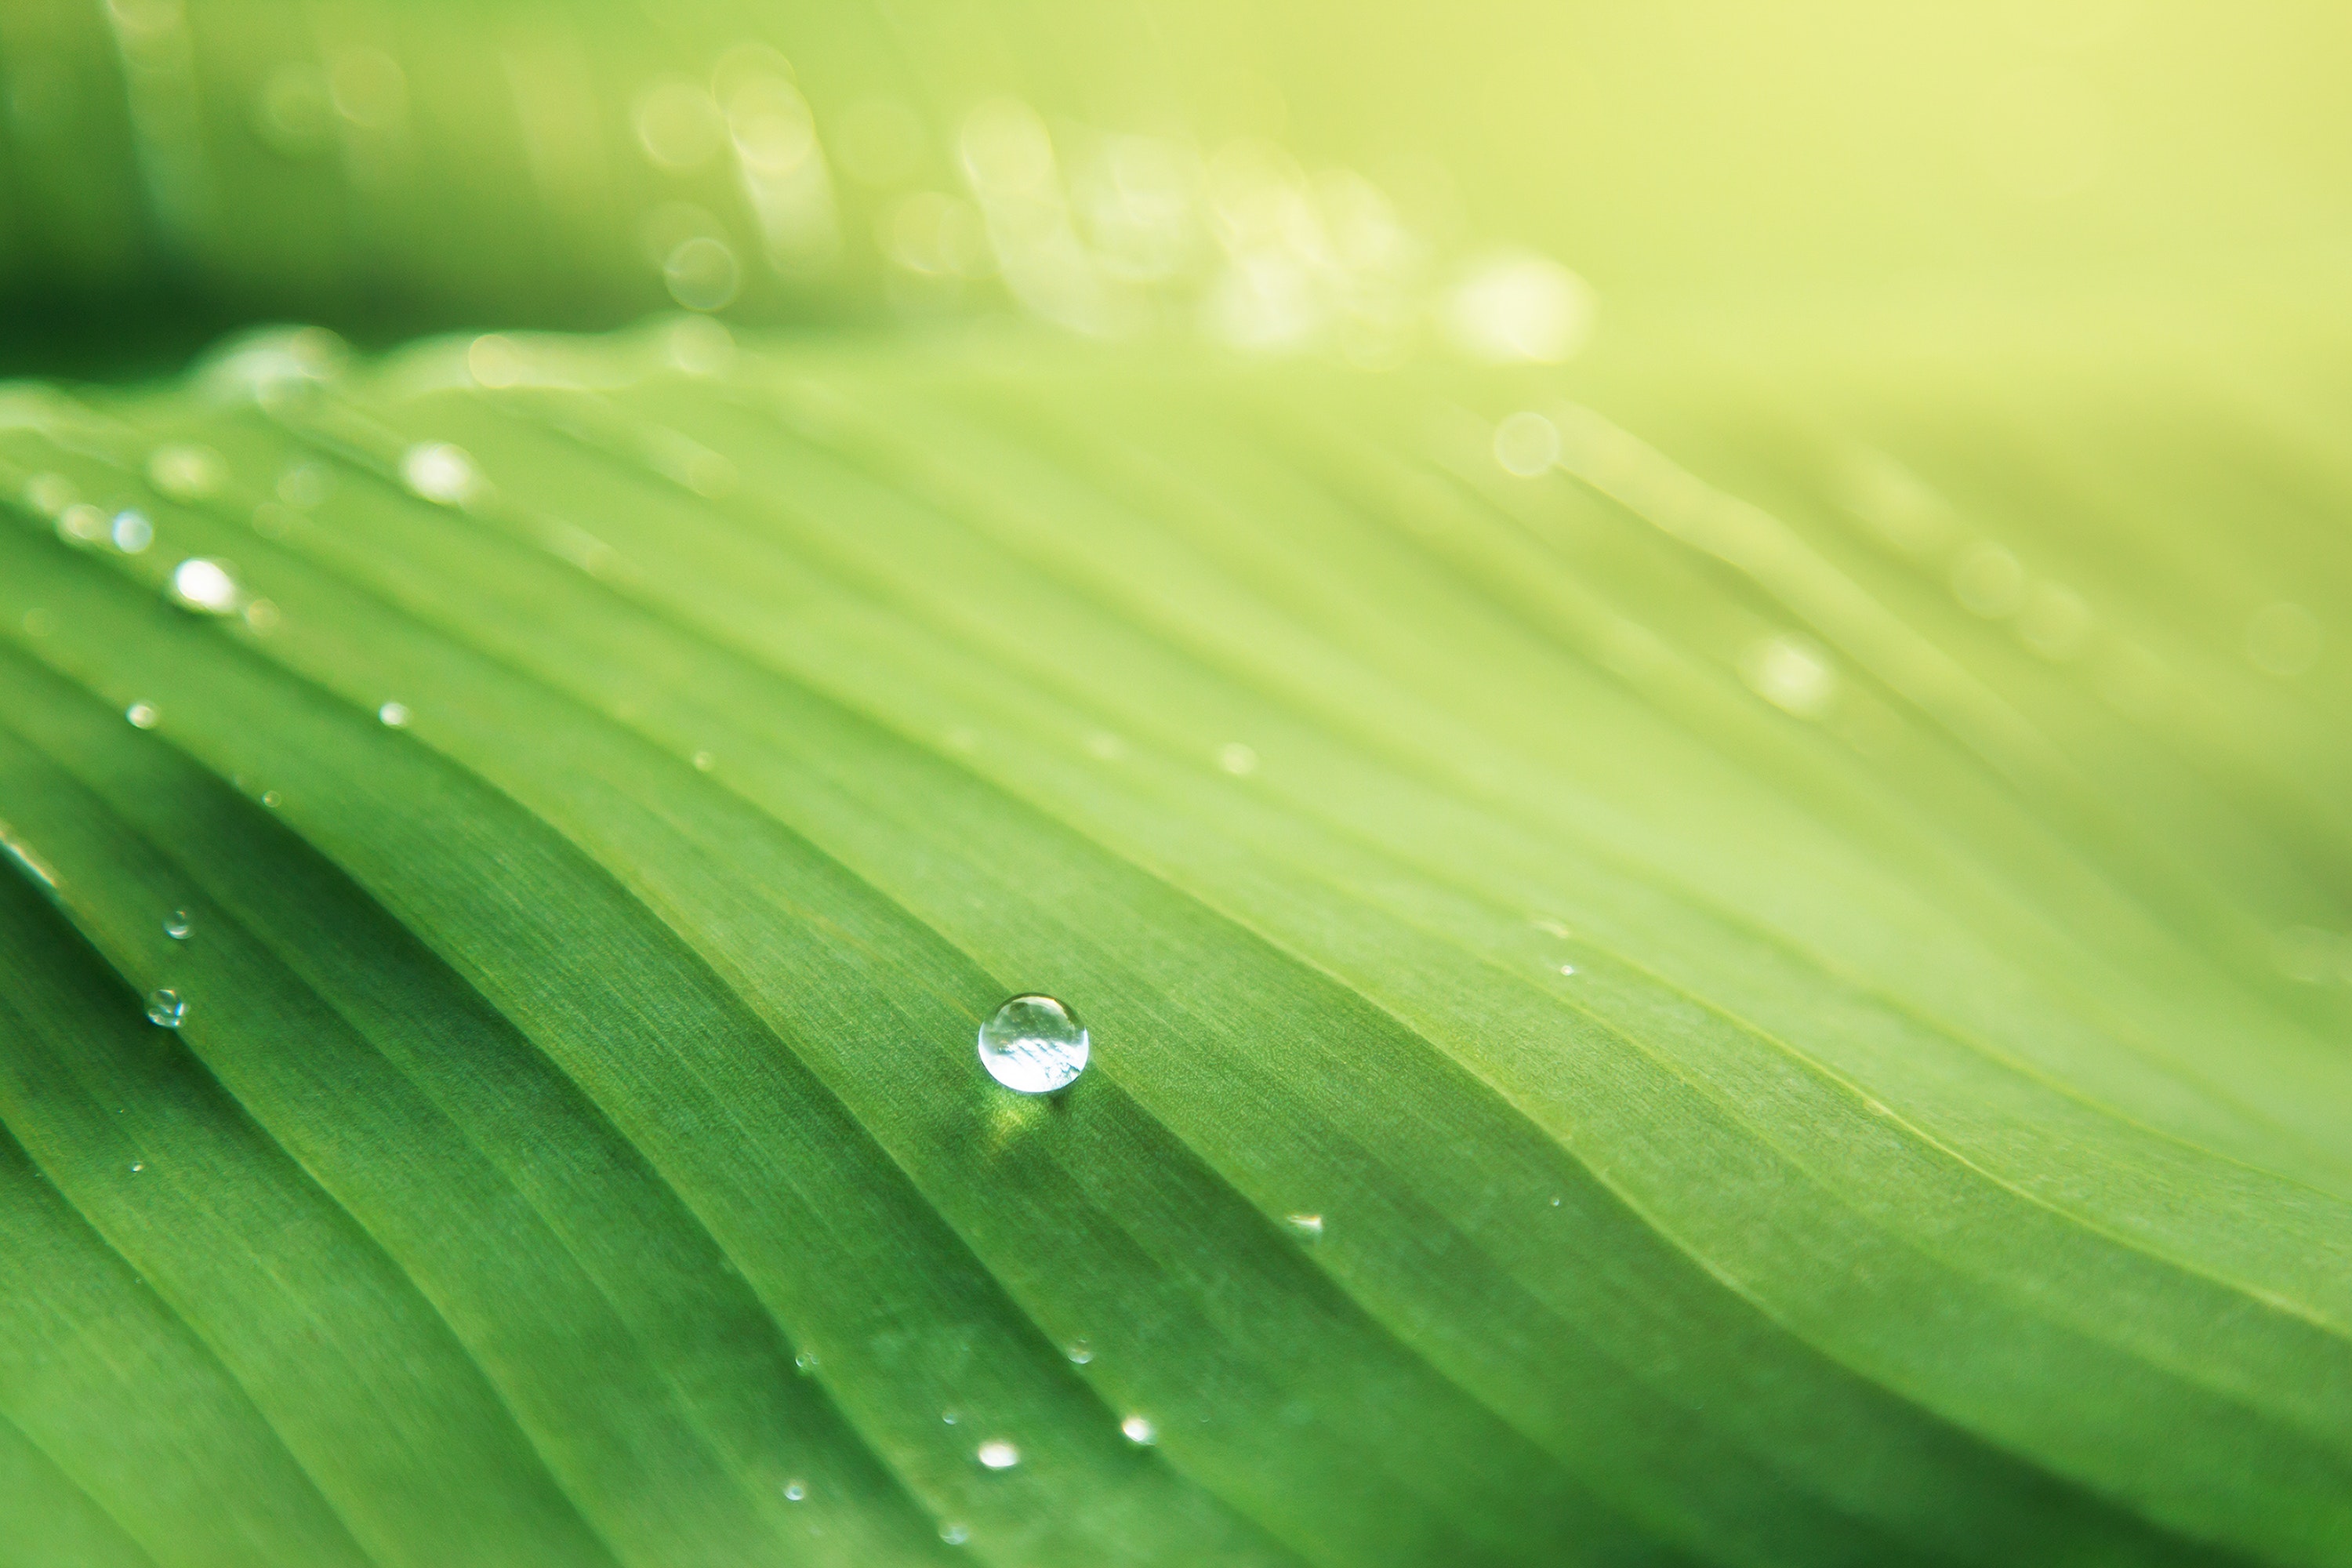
(146, 988), (187, 1029)
(975, 1439), (1019, 1471)
(171, 557), (242, 615)
(1121, 1414), (1156, 1446)
(978, 994), (1089, 1094)
(125, 702), (160, 730)
(401, 443), (481, 506)
(1065, 1338), (1093, 1365)
(782, 1479), (807, 1502)
(164, 910), (192, 940)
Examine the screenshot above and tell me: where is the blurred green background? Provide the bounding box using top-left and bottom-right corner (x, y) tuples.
(7, 0), (2348, 372)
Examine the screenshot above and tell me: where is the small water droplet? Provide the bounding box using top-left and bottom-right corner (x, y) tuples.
(1493, 411), (1561, 477)
(794, 1350), (818, 1374)
(1121, 1414), (1156, 1446)
(1065, 1339), (1093, 1366)
(1287, 1213), (1324, 1240)
(401, 443), (481, 506)
(164, 910), (192, 940)
(978, 994), (1090, 1094)
(1218, 742), (1259, 776)
(1550, 1196), (1563, 1207)
(941, 1410), (961, 1425)
(975, 1439), (1019, 1470)
(1559, 964), (1577, 976)
(125, 702), (160, 729)
(692, 750), (715, 771)
(379, 701), (409, 728)
(129, 1161), (144, 1173)
(149, 444), (227, 500)
(146, 988), (187, 1029)
(940, 1523), (971, 1546)
(111, 510), (154, 554)
(1532, 917), (1571, 938)
(171, 557), (242, 615)
(782, 1480), (807, 1501)
(260, 791), (281, 809)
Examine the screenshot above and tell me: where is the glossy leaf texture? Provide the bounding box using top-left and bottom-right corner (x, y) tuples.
(0, 311), (2347, 1566)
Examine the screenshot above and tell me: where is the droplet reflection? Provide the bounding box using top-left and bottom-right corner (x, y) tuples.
(977, 994), (1090, 1094)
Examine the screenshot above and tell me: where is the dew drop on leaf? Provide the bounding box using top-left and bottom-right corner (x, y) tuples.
(1065, 1338), (1093, 1365)
(975, 1439), (1019, 1470)
(940, 1523), (970, 1545)
(126, 702), (160, 729)
(146, 988), (187, 1029)
(171, 557), (242, 615)
(793, 1350), (818, 1374)
(401, 442), (481, 505)
(782, 1479), (806, 1502)
(1287, 1212), (1324, 1240)
(1121, 1414), (1156, 1445)
(978, 993), (1089, 1094)
(165, 910), (192, 940)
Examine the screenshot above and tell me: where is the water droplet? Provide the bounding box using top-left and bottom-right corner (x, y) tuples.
(1740, 634), (1837, 718)
(164, 910), (191, 940)
(126, 702), (160, 730)
(940, 1523), (971, 1546)
(129, 1162), (145, 1173)
(146, 988), (187, 1029)
(170, 557), (241, 615)
(110, 510), (154, 554)
(1120, 1414), (1156, 1446)
(148, 444), (226, 500)
(378, 701), (410, 728)
(692, 750), (716, 771)
(1218, 742), (1259, 776)
(793, 1350), (818, 1374)
(975, 1439), (1019, 1470)
(1532, 917), (1572, 938)
(1493, 411), (1561, 477)
(941, 1410), (961, 1425)
(24, 473), (75, 516)
(664, 235), (742, 313)
(1287, 1212), (1324, 1239)
(401, 443), (481, 506)
(1558, 964), (1577, 976)
(1550, 1196), (1563, 1207)
(978, 994), (1090, 1094)
(260, 790), (281, 809)
(1065, 1339), (1093, 1366)
(782, 1480), (807, 1502)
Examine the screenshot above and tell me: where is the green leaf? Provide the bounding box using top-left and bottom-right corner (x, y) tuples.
(0, 315), (2349, 1566)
